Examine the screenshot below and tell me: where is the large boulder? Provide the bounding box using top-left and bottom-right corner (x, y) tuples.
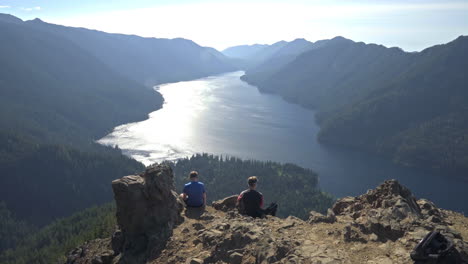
(212, 195), (239, 212)
(111, 164), (184, 262)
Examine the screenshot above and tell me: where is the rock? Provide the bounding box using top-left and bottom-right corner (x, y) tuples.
(186, 258), (203, 264)
(418, 199), (447, 221)
(192, 223), (205, 231)
(229, 252), (243, 264)
(212, 195), (238, 211)
(111, 230), (123, 255)
(343, 224), (367, 243)
(111, 164), (184, 261)
(308, 209), (336, 224)
(332, 180), (425, 241)
(369, 233), (379, 242)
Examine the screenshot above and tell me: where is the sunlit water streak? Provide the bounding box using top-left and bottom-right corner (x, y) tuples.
(99, 71), (467, 214)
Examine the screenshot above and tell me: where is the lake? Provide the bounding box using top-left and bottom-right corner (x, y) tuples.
(99, 71), (467, 214)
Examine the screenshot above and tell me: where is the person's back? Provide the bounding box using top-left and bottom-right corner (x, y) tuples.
(237, 176), (277, 218)
(180, 171), (206, 208)
(238, 188), (263, 217)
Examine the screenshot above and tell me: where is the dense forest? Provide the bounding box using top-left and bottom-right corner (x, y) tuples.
(167, 153), (334, 219)
(0, 203), (116, 264)
(240, 36), (468, 175)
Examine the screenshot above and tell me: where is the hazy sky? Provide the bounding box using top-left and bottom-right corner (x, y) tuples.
(1, 0), (468, 51)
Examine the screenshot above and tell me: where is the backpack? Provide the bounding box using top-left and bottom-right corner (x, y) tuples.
(411, 231), (456, 263)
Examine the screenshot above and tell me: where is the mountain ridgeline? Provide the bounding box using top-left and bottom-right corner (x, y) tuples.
(233, 36), (468, 175)
(0, 12), (236, 228)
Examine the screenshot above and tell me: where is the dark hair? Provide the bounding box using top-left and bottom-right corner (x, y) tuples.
(248, 176), (258, 186)
(189, 171), (198, 179)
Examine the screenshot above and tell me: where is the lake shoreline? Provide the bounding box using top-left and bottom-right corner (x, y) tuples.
(99, 71), (467, 215)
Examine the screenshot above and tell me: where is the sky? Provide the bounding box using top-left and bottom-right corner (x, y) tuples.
(1, 0), (468, 51)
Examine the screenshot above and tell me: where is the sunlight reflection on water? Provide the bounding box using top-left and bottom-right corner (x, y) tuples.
(98, 71), (468, 214)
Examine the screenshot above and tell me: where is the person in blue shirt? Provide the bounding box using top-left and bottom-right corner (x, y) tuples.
(180, 171), (206, 207)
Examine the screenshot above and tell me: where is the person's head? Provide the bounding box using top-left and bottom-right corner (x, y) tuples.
(189, 171), (199, 181)
(248, 176), (258, 189)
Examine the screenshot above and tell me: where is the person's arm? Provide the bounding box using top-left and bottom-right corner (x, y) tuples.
(260, 194), (264, 208)
(203, 192), (207, 206)
(181, 185), (188, 200)
(236, 192), (244, 206)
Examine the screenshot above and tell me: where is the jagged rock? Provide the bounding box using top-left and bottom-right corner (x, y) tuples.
(332, 180), (424, 241)
(110, 164), (184, 262)
(212, 195), (238, 211)
(308, 209), (337, 224)
(343, 224), (367, 243)
(333, 180), (421, 218)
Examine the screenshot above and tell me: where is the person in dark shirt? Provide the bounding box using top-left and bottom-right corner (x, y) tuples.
(237, 176), (277, 218)
(180, 171), (206, 207)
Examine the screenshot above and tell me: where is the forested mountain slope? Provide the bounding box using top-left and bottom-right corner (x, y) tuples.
(319, 36), (468, 173)
(0, 16), (162, 143)
(242, 36), (468, 174)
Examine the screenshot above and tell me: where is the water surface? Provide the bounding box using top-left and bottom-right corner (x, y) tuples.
(99, 71), (467, 214)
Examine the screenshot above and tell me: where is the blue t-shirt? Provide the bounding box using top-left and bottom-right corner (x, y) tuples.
(183, 181), (205, 207)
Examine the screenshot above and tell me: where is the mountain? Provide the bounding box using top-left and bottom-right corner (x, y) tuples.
(244, 40), (289, 68)
(318, 36), (468, 173)
(65, 164), (468, 264)
(23, 17), (236, 87)
(241, 38), (328, 85)
(242, 36), (468, 174)
(222, 44), (268, 60)
(242, 36), (412, 110)
(223, 39), (320, 70)
(0, 13), (236, 227)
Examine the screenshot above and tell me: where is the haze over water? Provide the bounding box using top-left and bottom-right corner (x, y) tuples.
(99, 71), (467, 214)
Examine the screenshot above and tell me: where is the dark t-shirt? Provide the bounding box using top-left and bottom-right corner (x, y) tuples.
(237, 189), (264, 217)
(183, 181), (205, 207)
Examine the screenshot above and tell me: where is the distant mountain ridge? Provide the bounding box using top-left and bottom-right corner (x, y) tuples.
(22, 16), (236, 87)
(223, 38), (321, 70)
(222, 44), (268, 59)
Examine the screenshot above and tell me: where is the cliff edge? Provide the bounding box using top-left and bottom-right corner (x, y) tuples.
(65, 164), (468, 264)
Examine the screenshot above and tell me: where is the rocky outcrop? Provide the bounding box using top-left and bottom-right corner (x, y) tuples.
(330, 180), (461, 243)
(67, 175), (468, 264)
(66, 164), (184, 264)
